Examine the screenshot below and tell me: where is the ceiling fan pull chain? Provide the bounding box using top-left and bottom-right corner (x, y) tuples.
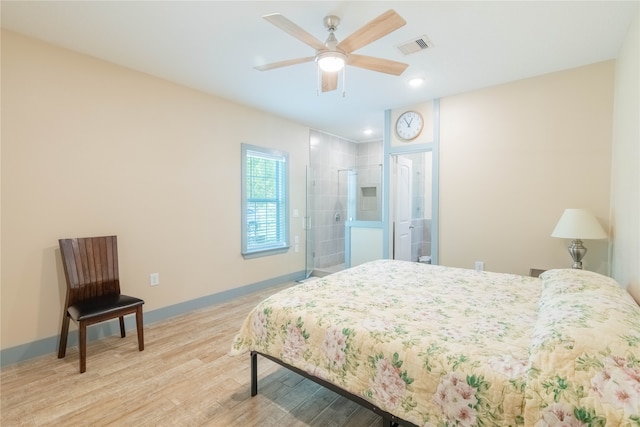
(316, 65), (321, 96)
(342, 67), (346, 98)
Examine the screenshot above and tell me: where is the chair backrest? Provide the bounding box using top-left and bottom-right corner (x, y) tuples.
(59, 236), (121, 307)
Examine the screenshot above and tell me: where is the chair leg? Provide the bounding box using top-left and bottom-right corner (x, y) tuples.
(79, 322), (87, 373)
(58, 314), (70, 359)
(135, 306), (144, 351)
(119, 316), (126, 338)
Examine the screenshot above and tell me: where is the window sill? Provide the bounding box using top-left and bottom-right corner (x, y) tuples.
(242, 246), (290, 259)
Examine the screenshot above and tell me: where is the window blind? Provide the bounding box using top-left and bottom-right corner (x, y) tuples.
(242, 145), (289, 256)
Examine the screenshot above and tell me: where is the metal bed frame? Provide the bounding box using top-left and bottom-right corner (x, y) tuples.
(250, 351), (419, 427)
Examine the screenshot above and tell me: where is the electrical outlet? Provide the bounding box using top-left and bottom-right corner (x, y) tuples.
(474, 261), (484, 271)
(150, 273), (160, 286)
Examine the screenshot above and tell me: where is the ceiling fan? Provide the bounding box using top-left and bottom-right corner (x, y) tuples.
(255, 9), (409, 93)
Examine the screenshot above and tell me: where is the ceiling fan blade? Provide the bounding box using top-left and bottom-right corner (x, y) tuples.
(263, 13), (327, 51)
(337, 9), (406, 53)
(321, 71), (338, 92)
(347, 54), (408, 76)
(254, 56), (315, 71)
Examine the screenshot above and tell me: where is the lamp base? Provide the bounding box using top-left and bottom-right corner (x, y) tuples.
(568, 239), (587, 269)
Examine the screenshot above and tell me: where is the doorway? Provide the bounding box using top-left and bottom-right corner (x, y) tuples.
(392, 151), (434, 263)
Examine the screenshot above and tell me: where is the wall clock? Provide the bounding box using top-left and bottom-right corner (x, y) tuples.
(395, 110), (424, 141)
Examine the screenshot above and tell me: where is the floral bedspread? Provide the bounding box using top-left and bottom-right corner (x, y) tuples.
(525, 269), (640, 426)
(230, 259), (640, 426)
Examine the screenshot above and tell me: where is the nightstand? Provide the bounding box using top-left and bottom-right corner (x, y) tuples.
(529, 268), (546, 278)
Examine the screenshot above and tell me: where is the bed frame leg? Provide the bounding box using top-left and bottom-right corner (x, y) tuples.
(250, 351), (258, 396)
(381, 416), (398, 427)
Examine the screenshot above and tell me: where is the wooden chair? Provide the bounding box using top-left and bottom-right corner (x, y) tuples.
(58, 235), (144, 373)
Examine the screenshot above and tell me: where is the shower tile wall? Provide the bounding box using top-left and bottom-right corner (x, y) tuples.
(310, 130), (356, 269)
(356, 141), (382, 221)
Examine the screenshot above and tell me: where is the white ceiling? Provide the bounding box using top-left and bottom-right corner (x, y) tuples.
(2, 1), (637, 142)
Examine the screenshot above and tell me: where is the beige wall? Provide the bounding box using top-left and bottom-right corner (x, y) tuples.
(437, 62), (614, 275)
(1, 31), (308, 350)
(611, 11), (640, 303)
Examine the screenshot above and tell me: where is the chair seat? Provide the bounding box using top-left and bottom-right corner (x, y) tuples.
(68, 294), (144, 321)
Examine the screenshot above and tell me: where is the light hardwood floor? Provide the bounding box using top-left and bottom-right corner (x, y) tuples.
(1, 282), (383, 427)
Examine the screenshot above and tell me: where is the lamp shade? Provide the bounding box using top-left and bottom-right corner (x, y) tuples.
(316, 51), (346, 72)
(551, 209), (607, 239)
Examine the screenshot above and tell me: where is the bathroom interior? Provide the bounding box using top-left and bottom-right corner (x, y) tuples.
(308, 129), (433, 277)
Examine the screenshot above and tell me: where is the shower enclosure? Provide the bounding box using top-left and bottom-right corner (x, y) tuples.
(308, 130), (382, 276)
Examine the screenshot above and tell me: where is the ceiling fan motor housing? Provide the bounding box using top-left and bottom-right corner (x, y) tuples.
(323, 15), (341, 32)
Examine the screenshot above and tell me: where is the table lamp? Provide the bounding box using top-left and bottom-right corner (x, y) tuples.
(551, 208), (607, 269)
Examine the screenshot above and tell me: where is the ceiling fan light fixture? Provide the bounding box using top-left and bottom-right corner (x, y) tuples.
(316, 51), (346, 72)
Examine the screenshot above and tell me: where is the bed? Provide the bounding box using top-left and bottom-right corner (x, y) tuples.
(231, 259), (640, 426)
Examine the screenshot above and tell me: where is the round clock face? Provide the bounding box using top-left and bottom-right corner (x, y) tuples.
(395, 111), (424, 141)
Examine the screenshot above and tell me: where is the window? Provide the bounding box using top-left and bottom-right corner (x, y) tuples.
(241, 144), (289, 258)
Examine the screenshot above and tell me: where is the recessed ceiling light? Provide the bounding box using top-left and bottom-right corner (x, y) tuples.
(364, 129), (373, 135)
(408, 77), (425, 87)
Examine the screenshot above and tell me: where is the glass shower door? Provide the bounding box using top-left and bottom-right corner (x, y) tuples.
(304, 165), (315, 278)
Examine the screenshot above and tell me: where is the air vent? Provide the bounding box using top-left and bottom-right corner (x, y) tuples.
(396, 35), (434, 55)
